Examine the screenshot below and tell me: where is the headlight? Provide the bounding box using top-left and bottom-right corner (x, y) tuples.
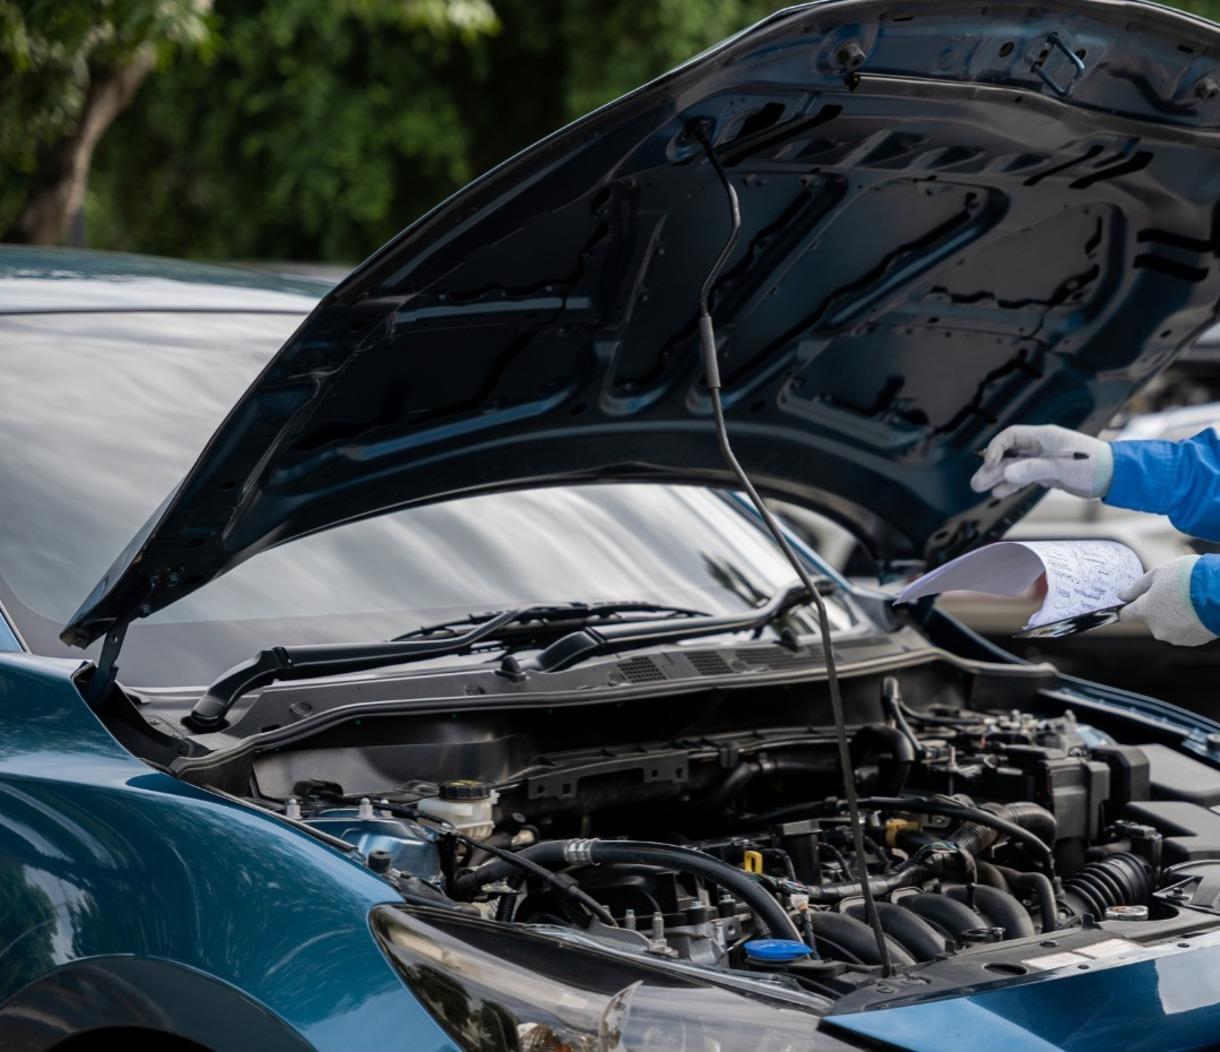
(371, 906), (856, 1051)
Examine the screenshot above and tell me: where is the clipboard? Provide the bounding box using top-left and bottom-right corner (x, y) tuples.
(1012, 604), (1125, 639)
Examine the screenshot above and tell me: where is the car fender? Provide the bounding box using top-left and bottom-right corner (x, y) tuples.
(0, 653), (455, 1052)
(0, 955), (315, 1051)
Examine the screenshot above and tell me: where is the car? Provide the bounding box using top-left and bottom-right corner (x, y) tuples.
(7, 1), (1220, 1049)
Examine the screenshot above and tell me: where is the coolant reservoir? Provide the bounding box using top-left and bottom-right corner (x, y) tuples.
(417, 779), (499, 839)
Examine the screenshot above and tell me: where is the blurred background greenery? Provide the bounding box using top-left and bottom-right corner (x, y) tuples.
(4, 0), (1220, 262)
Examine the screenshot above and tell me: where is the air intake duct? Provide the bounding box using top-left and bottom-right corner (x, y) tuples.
(1062, 852), (1153, 920)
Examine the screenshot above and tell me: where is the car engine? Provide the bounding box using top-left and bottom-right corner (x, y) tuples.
(228, 668), (1220, 1006)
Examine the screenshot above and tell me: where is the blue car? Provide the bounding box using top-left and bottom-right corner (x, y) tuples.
(6, 0), (1220, 1048)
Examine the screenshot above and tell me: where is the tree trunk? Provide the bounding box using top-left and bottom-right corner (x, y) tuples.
(5, 47), (156, 245)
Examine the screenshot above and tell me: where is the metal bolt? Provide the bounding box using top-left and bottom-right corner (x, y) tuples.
(836, 40), (867, 69)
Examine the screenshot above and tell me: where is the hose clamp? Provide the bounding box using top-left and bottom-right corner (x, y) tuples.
(564, 839), (599, 866)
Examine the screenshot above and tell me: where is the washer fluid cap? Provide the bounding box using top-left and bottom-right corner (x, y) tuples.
(744, 938), (813, 962)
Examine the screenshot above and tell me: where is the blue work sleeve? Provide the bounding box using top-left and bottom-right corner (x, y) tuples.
(1191, 555), (1220, 636)
(1105, 428), (1220, 543)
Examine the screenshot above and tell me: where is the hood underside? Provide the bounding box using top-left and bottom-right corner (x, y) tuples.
(65, 0), (1220, 647)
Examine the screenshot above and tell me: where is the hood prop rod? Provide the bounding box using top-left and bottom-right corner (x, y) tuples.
(689, 122), (893, 976)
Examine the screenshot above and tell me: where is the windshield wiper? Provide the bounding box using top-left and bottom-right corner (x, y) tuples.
(391, 600), (712, 642)
(186, 599), (714, 731)
(525, 580), (824, 672)
(186, 604), (554, 731)
(184, 582), (829, 732)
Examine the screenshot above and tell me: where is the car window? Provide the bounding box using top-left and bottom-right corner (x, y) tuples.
(0, 312), (857, 687)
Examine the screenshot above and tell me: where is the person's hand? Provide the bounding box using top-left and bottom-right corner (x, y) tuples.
(1119, 555), (1217, 646)
(970, 425), (1113, 499)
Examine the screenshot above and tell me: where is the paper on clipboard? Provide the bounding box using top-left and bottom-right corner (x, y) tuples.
(895, 540), (1144, 632)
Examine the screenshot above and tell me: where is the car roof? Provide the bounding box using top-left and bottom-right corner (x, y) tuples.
(0, 246), (329, 314)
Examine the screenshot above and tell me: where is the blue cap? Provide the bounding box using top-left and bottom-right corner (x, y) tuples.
(743, 938), (814, 962)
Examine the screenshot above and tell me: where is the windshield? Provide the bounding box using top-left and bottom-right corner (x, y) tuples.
(0, 311), (859, 687)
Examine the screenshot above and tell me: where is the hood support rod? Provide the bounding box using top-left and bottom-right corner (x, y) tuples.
(689, 122), (893, 975)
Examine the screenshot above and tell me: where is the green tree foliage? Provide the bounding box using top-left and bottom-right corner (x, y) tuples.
(88, 0), (500, 259)
(0, 0), (212, 242)
(86, 0), (777, 261)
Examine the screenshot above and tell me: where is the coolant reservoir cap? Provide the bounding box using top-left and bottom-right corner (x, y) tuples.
(438, 779), (493, 801)
(743, 939), (813, 962)
(1105, 904), (1149, 921)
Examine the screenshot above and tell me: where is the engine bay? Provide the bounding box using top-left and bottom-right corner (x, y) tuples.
(155, 648), (1220, 1011)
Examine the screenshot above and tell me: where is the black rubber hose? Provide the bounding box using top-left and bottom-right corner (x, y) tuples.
(453, 839), (801, 941)
(702, 764), (758, 811)
(999, 803), (1059, 854)
(703, 757), (826, 812)
(847, 901), (949, 962)
(1061, 852), (1153, 919)
(894, 829), (941, 855)
(996, 865), (1059, 934)
(898, 700), (978, 727)
(851, 725), (916, 796)
(494, 890), (516, 922)
(446, 830), (616, 926)
(801, 859), (929, 904)
(974, 860), (1010, 890)
(857, 797), (1057, 874)
(945, 884), (1035, 939)
(809, 911), (916, 967)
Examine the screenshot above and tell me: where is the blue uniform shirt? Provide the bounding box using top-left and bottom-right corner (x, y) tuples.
(1106, 429), (1220, 634)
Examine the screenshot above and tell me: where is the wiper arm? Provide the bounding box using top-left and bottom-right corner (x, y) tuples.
(527, 580), (827, 672)
(392, 600), (712, 642)
(187, 605), (544, 731)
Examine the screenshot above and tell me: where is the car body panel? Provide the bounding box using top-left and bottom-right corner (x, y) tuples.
(63, 0), (1220, 648)
(0, 651), (455, 1051)
(0, 957), (318, 1052)
(826, 940), (1220, 1050)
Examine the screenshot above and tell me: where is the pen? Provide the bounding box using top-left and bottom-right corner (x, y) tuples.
(974, 449), (1089, 460)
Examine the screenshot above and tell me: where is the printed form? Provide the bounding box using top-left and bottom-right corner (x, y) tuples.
(896, 540), (1144, 631)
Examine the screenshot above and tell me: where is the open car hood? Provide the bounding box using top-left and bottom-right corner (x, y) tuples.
(64, 0), (1220, 647)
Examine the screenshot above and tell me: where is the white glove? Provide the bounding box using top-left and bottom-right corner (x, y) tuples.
(970, 425), (1113, 499)
(1119, 556), (1217, 646)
